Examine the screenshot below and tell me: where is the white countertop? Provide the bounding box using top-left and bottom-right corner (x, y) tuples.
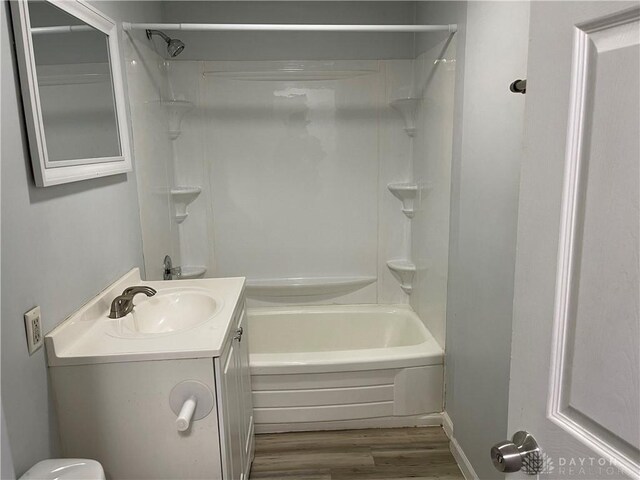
(45, 268), (245, 367)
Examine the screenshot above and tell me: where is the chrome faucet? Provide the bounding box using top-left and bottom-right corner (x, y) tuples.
(108, 286), (157, 319)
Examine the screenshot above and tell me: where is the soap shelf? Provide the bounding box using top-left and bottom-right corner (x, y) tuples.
(178, 266), (207, 279)
(161, 100), (194, 140)
(388, 183), (419, 218)
(386, 260), (416, 295)
(171, 186), (201, 224)
(390, 97), (420, 137)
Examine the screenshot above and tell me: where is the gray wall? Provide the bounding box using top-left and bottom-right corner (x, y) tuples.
(444, 2), (530, 479)
(160, 1), (416, 60)
(1, 2), (159, 476)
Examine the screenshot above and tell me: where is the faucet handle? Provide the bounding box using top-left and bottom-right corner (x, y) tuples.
(122, 286), (157, 297)
(108, 286), (157, 319)
(108, 296), (130, 319)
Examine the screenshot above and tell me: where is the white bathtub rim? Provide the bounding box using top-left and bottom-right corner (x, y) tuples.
(248, 303), (442, 375)
(250, 343), (442, 375)
(247, 303), (419, 317)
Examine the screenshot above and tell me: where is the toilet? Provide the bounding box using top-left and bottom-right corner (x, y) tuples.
(19, 459), (105, 480)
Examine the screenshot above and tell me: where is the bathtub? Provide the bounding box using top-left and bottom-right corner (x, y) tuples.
(247, 304), (444, 433)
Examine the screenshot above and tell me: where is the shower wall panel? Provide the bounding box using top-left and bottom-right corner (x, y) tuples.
(168, 59), (413, 304)
(126, 38), (181, 280)
(165, 61), (216, 278)
(410, 35), (458, 348)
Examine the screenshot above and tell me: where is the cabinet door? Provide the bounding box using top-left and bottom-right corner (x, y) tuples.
(237, 309), (255, 470)
(220, 340), (244, 479)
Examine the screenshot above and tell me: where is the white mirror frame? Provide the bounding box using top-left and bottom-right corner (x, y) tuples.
(10, 0), (132, 187)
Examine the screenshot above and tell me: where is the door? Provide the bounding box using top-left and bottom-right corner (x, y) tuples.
(505, 2), (639, 479)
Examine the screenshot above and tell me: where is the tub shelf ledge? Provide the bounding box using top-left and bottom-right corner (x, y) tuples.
(386, 260), (416, 295)
(245, 276), (376, 297)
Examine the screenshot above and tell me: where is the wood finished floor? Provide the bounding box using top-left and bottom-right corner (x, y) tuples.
(250, 427), (464, 480)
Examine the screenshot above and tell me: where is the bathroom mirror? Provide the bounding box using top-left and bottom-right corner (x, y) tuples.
(10, 0), (132, 186)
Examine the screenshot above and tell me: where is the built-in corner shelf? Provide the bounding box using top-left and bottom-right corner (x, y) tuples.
(178, 266), (207, 279)
(171, 186), (201, 224)
(161, 100), (194, 140)
(390, 97), (420, 137)
(388, 183), (419, 218)
(387, 260), (416, 295)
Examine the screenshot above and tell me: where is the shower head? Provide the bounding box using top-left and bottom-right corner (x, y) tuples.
(145, 29), (185, 58)
(167, 38), (185, 57)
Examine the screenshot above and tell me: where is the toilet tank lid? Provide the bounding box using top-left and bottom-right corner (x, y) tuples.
(20, 459), (105, 480)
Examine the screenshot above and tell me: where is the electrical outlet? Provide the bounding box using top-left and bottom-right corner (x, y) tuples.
(24, 306), (43, 355)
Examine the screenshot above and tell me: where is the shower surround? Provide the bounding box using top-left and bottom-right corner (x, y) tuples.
(124, 15), (457, 433)
(127, 29), (457, 350)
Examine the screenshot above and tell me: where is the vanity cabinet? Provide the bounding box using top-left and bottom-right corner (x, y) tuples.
(217, 308), (255, 479)
(47, 279), (254, 480)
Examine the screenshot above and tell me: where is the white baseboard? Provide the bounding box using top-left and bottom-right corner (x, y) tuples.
(442, 411), (479, 480)
(450, 436), (479, 480)
(442, 411), (453, 439)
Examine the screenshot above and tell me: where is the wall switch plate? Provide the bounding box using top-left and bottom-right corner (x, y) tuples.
(24, 306), (43, 355)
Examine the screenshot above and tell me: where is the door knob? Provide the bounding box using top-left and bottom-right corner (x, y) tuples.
(491, 431), (542, 474)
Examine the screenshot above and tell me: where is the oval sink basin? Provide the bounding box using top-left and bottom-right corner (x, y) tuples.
(119, 289), (222, 335)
